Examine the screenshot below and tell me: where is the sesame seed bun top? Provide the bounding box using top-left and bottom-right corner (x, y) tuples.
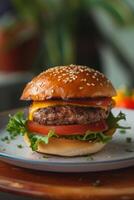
(20, 65), (116, 101)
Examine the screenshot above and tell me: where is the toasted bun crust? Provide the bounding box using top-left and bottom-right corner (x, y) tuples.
(21, 65), (116, 101)
(24, 129), (115, 156)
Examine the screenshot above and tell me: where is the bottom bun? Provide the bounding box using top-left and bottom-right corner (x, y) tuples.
(24, 129), (115, 157)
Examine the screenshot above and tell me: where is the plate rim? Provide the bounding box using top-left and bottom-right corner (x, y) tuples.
(0, 148), (134, 166)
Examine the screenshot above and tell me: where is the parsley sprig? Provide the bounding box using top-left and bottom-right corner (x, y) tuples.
(106, 111), (130, 130)
(6, 112), (27, 139)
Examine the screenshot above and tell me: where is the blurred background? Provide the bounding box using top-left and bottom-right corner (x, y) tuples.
(0, 1), (134, 199)
(1, 0), (134, 111)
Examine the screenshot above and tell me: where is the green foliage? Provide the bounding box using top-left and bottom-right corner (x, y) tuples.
(10, 0), (134, 68)
(87, 0), (134, 26)
(6, 112), (27, 139)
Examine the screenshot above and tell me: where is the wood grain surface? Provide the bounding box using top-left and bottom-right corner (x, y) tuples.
(0, 161), (134, 200)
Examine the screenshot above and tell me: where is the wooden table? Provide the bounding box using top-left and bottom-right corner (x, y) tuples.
(0, 161), (134, 200)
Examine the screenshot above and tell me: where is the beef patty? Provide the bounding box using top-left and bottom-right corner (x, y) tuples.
(32, 106), (110, 125)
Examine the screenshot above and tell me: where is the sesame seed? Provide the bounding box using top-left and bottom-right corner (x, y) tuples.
(80, 69), (84, 72)
(40, 82), (44, 87)
(43, 67), (108, 92)
(81, 78), (87, 82)
(71, 77), (76, 80)
(63, 80), (69, 83)
(94, 72), (97, 76)
(79, 86), (84, 90)
(35, 87), (39, 92)
(91, 83), (95, 86)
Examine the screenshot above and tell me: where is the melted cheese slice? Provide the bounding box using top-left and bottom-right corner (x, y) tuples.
(29, 98), (113, 120)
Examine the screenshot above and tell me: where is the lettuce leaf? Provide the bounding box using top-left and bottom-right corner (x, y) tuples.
(28, 130), (58, 151)
(6, 112), (58, 151)
(63, 132), (112, 143)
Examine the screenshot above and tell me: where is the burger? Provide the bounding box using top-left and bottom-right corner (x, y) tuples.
(7, 65), (128, 156)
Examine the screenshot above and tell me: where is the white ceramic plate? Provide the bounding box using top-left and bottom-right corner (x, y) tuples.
(0, 108), (134, 172)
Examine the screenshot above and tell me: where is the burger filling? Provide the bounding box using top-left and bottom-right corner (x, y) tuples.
(6, 98), (130, 151)
(32, 106), (110, 125)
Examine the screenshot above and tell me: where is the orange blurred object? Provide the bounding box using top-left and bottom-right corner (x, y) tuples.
(114, 88), (134, 109)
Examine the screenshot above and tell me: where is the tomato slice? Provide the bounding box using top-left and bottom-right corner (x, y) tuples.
(27, 120), (108, 136)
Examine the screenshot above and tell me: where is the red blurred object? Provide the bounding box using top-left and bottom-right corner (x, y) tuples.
(117, 97), (134, 109)
(114, 88), (134, 109)
(0, 22), (40, 72)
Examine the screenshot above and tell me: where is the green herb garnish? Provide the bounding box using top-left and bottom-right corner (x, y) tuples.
(125, 148), (134, 152)
(6, 112), (27, 139)
(17, 144), (23, 149)
(106, 111), (130, 130)
(85, 154), (94, 160)
(120, 129), (126, 134)
(1, 136), (9, 142)
(1, 148), (6, 151)
(42, 155), (49, 159)
(126, 137), (132, 143)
